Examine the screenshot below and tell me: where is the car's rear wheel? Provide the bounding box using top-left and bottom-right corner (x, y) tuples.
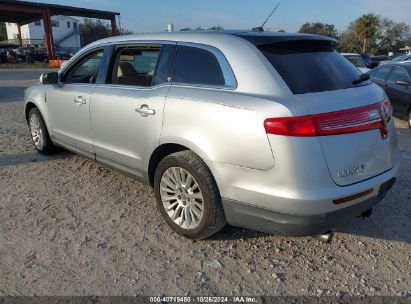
(154, 151), (226, 239)
(28, 108), (57, 154)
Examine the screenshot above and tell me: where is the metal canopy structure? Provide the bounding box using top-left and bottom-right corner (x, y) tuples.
(0, 0), (120, 59)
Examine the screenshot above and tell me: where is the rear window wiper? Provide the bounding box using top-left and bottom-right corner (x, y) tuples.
(352, 73), (370, 85)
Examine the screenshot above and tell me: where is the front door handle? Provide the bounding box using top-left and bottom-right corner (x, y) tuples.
(135, 104), (156, 117)
(74, 96), (86, 105)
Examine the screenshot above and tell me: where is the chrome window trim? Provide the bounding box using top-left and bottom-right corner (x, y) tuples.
(100, 41), (177, 89)
(95, 82), (171, 91)
(174, 42), (238, 90)
(59, 40), (175, 76)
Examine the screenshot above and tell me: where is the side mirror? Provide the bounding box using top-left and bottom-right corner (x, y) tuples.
(395, 80), (410, 87)
(40, 72), (58, 85)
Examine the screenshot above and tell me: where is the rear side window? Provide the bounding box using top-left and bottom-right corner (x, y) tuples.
(174, 45), (225, 86)
(258, 40), (363, 94)
(372, 66), (392, 80)
(387, 67), (410, 83)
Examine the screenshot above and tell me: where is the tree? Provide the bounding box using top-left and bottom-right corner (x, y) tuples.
(80, 18), (132, 46)
(80, 18), (110, 46)
(179, 28), (192, 32)
(0, 22), (7, 41)
(207, 26), (224, 31)
(377, 18), (410, 54)
(355, 14), (380, 53)
(120, 28), (133, 35)
(298, 22), (338, 39)
(337, 22), (361, 53)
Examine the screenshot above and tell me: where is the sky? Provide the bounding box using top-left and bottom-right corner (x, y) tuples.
(25, 0), (411, 33)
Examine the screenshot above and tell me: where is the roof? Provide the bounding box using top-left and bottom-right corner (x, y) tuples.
(380, 61), (411, 72)
(86, 30), (337, 49)
(0, 0), (119, 25)
(232, 30), (337, 45)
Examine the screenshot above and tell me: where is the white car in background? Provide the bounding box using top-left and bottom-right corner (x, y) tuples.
(341, 53), (370, 73)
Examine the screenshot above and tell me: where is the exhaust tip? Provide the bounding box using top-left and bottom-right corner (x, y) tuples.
(313, 231), (333, 243)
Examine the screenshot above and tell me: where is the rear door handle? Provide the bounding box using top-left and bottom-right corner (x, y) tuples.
(135, 104), (155, 117)
(74, 96), (86, 105)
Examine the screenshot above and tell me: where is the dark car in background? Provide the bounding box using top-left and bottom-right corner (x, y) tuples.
(369, 62), (411, 127)
(370, 55), (389, 68)
(361, 53), (372, 68)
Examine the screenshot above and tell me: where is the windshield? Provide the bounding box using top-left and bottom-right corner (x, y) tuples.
(343, 55), (366, 68)
(257, 40), (364, 94)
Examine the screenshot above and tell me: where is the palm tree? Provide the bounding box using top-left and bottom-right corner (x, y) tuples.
(355, 14), (380, 53)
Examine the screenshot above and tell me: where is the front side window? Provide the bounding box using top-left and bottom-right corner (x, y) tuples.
(109, 46), (161, 87)
(372, 66), (393, 81)
(387, 67), (410, 83)
(63, 50), (104, 83)
(51, 20), (59, 27)
(174, 45), (225, 86)
(67, 22), (71, 28)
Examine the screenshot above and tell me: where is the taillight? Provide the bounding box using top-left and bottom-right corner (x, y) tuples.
(264, 100), (391, 139)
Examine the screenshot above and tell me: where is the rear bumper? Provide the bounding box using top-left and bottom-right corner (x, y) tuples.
(222, 177), (396, 236)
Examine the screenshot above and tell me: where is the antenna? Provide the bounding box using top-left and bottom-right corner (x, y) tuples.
(252, 2), (280, 32)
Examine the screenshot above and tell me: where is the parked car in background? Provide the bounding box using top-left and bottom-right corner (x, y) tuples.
(25, 31), (398, 240)
(361, 53), (372, 68)
(341, 53), (370, 73)
(368, 62), (411, 127)
(378, 54), (411, 67)
(370, 55), (389, 68)
(0, 50), (7, 63)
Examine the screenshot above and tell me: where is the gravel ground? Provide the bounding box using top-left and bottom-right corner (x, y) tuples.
(0, 69), (410, 297)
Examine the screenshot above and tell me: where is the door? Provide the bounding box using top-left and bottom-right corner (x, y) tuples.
(384, 66), (411, 118)
(47, 49), (105, 156)
(90, 43), (176, 177)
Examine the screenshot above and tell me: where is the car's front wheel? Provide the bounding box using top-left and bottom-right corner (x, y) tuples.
(408, 109), (411, 129)
(28, 108), (57, 154)
(154, 151), (226, 239)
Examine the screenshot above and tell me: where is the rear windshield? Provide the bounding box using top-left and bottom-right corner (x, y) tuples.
(256, 40), (363, 94)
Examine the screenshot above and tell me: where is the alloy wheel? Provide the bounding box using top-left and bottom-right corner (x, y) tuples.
(159, 167), (204, 229)
(29, 113), (44, 150)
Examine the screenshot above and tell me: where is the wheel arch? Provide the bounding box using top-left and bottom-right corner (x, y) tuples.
(147, 139), (218, 188)
(25, 101), (37, 122)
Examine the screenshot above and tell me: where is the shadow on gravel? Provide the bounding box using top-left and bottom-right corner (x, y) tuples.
(337, 203), (411, 245)
(0, 151), (68, 167)
(0, 86), (26, 103)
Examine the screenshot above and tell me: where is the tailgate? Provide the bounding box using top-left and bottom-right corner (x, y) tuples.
(296, 85), (398, 186)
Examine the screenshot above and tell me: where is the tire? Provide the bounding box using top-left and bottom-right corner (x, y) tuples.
(154, 151), (227, 239)
(408, 110), (411, 129)
(28, 108), (57, 154)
